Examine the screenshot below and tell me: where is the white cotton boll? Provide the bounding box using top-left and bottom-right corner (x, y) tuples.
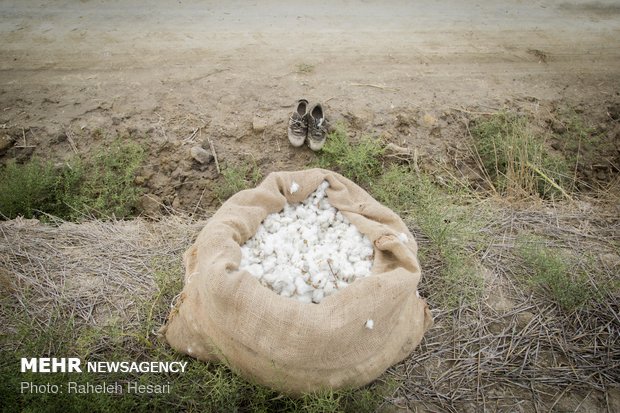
(238, 179), (375, 303)
(348, 253), (361, 263)
(312, 289), (325, 304)
(294, 207), (304, 219)
(271, 280), (286, 294)
(311, 272), (326, 287)
(263, 241), (275, 256)
(353, 261), (371, 277)
(281, 282), (296, 297)
(336, 280), (349, 289)
(263, 271), (277, 284)
(246, 264), (264, 278)
(290, 181), (300, 194)
(365, 319), (374, 329)
(339, 262), (355, 280)
(319, 198), (331, 210)
(294, 276), (313, 295)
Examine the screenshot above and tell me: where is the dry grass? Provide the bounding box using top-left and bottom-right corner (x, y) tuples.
(0, 215), (202, 345)
(394, 200), (620, 412)
(1, 199), (618, 412)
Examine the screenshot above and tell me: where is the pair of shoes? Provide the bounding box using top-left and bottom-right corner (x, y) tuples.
(287, 99), (327, 151)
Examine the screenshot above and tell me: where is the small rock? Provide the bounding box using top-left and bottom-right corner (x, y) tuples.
(172, 196), (181, 210)
(134, 175), (146, 185)
(190, 146), (213, 164)
(517, 312), (535, 329)
(138, 194), (162, 217)
(0, 134), (15, 153)
(422, 113), (437, 128)
(252, 116), (267, 133)
(171, 167), (182, 180)
(550, 120), (566, 134)
(600, 253), (620, 269)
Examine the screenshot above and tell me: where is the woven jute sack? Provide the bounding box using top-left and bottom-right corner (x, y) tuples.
(162, 168), (433, 394)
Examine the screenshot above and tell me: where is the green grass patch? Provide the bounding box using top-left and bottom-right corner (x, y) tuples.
(373, 164), (484, 308)
(0, 139), (145, 221)
(214, 161), (263, 202)
(0, 159), (59, 220)
(516, 239), (593, 311)
(295, 63), (315, 74)
(318, 123), (384, 187)
(471, 112), (572, 199)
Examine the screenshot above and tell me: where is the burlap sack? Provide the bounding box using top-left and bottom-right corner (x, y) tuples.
(162, 168), (432, 394)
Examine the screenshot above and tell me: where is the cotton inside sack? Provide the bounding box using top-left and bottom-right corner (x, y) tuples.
(162, 169), (433, 394)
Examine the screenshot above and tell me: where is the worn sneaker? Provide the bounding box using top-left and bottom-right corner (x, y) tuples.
(306, 103), (327, 151)
(287, 99), (309, 147)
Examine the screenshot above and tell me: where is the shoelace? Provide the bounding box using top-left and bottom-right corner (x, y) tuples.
(309, 118), (326, 140)
(289, 115), (307, 134)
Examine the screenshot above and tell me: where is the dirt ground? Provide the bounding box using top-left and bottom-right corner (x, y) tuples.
(1, 0), (619, 212)
(1, 1), (619, 411)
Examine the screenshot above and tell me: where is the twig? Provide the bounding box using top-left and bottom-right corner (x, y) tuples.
(192, 187), (207, 216)
(449, 106), (497, 115)
(13, 129), (36, 148)
(207, 137), (220, 175)
(184, 127), (200, 143)
(349, 83), (399, 92)
(64, 129), (79, 154)
(526, 161), (572, 200)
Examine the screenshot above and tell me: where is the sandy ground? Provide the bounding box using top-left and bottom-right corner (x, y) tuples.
(1, 0), (619, 203)
(1, 0), (619, 204)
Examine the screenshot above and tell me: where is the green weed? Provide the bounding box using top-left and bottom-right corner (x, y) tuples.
(373, 164), (484, 308)
(0, 159), (58, 219)
(0, 139), (145, 221)
(215, 161), (263, 202)
(516, 240), (591, 311)
(471, 112), (571, 199)
(70, 140), (144, 219)
(295, 63), (315, 74)
(318, 123), (384, 187)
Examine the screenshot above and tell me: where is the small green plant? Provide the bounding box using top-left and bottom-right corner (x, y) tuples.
(72, 140), (145, 219)
(471, 112), (571, 199)
(0, 140), (145, 221)
(517, 240), (591, 311)
(0, 159), (58, 219)
(319, 124), (384, 187)
(215, 162), (263, 202)
(373, 164), (484, 308)
(295, 63), (315, 74)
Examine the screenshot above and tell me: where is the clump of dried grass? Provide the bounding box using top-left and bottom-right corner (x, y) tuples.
(392, 201), (620, 412)
(0, 215), (204, 344)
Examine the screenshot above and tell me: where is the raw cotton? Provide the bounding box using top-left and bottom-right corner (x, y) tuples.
(240, 180), (374, 304)
(162, 169), (433, 394)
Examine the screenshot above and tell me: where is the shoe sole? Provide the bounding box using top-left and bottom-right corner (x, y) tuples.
(307, 137), (326, 151)
(288, 129), (306, 147)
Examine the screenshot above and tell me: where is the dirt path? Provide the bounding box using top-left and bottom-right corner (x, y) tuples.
(1, 0), (619, 208)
